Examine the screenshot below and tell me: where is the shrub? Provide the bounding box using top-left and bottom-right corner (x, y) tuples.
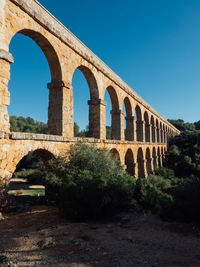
(169, 177), (200, 222)
(42, 143), (136, 219)
(134, 177), (173, 214)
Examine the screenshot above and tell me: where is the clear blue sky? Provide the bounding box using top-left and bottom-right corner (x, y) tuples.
(8, 0), (200, 130)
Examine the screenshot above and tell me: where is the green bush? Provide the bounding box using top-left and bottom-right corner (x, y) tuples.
(168, 177), (200, 222)
(134, 177), (173, 214)
(42, 143), (136, 219)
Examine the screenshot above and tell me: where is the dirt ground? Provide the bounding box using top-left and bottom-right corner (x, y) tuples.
(1, 203), (200, 267)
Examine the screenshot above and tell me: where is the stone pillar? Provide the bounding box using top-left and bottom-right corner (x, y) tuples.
(143, 160), (148, 178)
(135, 162), (139, 179)
(0, 50), (14, 134)
(88, 99), (106, 139)
(110, 109), (124, 140)
(154, 156), (159, 170)
(47, 80), (73, 137)
(136, 120), (145, 142)
(125, 115), (134, 141)
(134, 116), (137, 142)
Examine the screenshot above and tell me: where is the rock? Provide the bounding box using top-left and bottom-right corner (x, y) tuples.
(37, 237), (55, 249)
(0, 212), (4, 220)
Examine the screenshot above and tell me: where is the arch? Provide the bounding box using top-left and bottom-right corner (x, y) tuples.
(14, 148), (55, 174)
(151, 115), (156, 143)
(160, 122), (163, 143)
(110, 148), (120, 162)
(10, 148), (55, 202)
(156, 119), (160, 143)
(163, 124), (166, 143)
(152, 147), (157, 170)
(73, 65), (99, 100)
(105, 86), (120, 140)
(135, 105), (143, 142)
(125, 149), (135, 176)
(72, 65), (99, 138)
(146, 147), (152, 176)
(12, 29), (62, 81)
(144, 111), (150, 142)
(9, 29), (63, 136)
(123, 97), (134, 141)
(137, 147), (145, 178)
(157, 147), (162, 168)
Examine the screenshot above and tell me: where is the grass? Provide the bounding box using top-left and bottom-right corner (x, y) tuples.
(8, 188), (45, 197)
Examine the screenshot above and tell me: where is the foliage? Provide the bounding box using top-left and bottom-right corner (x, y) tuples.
(134, 176), (173, 214)
(10, 115), (48, 134)
(136, 119), (200, 222)
(42, 143), (136, 219)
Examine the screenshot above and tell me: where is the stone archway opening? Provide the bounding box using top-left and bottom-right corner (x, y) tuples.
(104, 86), (120, 140)
(151, 115), (156, 143)
(144, 111), (150, 142)
(135, 105), (143, 142)
(8, 29), (62, 135)
(7, 149), (54, 211)
(146, 147), (152, 176)
(125, 149), (135, 176)
(152, 147), (157, 170)
(137, 147), (145, 178)
(157, 147), (162, 168)
(72, 65), (100, 138)
(123, 97), (134, 141)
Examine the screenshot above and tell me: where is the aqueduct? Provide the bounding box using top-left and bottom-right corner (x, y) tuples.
(0, 0), (180, 203)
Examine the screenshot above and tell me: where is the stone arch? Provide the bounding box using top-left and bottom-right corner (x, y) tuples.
(160, 122), (163, 143)
(137, 147), (145, 178)
(157, 147), (162, 168)
(110, 148), (120, 162)
(152, 147), (157, 170)
(125, 148), (135, 176)
(10, 29), (62, 82)
(146, 147), (152, 176)
(163, 124), (166, 143)
(144, 111), (150, 142)
(151, 115), (156, 143)
(156, 119), (160, 143)
(72, 65), (99, 100)
(123, 97), (134, 141)
(105, 86), (120, 140)
(72, 65), (100, 138)
(9, 29), (63, 136)
(135, 105), (143, 142)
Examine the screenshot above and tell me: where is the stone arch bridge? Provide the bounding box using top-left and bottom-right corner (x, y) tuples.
(0, 0), (180, 193)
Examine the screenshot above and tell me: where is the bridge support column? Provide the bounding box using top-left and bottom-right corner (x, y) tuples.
(47, 81), (73, 137)
(110, 109), (124, 140)
(88, 99), (106, 139)
(0, 50), (13, 134)
(136, 120), (145, 142)
(125, 115), (134, 141)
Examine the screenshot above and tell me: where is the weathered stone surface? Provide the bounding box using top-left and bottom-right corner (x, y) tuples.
(0, 0), (180, 209)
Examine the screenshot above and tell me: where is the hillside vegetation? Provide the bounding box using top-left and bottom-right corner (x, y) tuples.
(11, 117), (200, 222)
